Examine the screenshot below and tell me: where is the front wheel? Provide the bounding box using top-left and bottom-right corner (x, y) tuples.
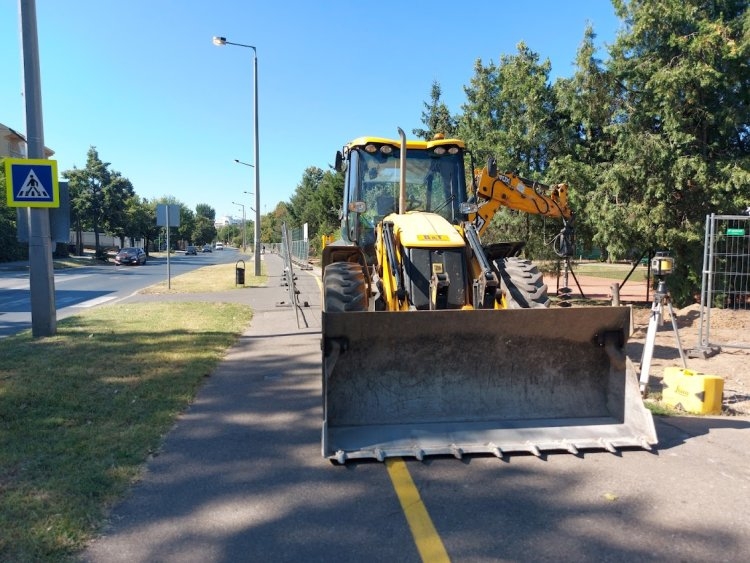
(494, 257), (550, 309)
(323, 262), (368, 312)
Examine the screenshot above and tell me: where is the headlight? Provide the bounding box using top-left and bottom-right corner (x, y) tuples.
(348, 201), (367, 213)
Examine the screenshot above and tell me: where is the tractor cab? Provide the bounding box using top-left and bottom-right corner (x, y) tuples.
(335, 136), (470, 249)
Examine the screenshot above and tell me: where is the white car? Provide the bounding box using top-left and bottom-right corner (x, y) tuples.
(215, 242), (224, 250)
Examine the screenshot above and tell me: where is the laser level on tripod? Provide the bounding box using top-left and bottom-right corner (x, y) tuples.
(638, 252), (688, 395)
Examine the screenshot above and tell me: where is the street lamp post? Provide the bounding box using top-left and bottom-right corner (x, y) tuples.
(235, 160), (257, 250)
(231, 201), (246, 252)
(242, 189), (256, 248)
(214, 36), (261, 276)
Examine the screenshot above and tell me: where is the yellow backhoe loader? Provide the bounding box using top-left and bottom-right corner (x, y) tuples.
(321, 128), (656, 463)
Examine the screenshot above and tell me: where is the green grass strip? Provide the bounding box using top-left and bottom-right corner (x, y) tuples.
(0, 302), (252, 562)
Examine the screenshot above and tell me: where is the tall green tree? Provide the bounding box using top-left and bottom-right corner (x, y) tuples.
(103, 173), (135, 239)
(458, 58), (503, 165)
(195, 203), (216, 222)
(413, 81), (458, 140)
(459, 42), (561, 258)
(63, 147), (134, 258)
(493, 43), (556, 175)
(287, 167), (324, 227)
(193, 216), (216, 246)
(598, 0), (750, 303)
(126, 197), (157, 251)
(287, 166), (344, 248)
(552, 25), (625, 260)
(261, 202), (288, 245)
(178, 207), (195, 244)
(193, 203), (217, 245)
(105, 175), (136, 248)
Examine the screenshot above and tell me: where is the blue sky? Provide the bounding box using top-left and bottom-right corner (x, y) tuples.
(1, 1), (623, 223)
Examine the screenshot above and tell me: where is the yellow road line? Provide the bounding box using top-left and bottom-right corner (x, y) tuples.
(386, 458), (451, 563)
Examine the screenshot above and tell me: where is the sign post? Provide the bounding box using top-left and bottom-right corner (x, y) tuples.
(18, 0), (56, 337)
(156, 204), (180, 289)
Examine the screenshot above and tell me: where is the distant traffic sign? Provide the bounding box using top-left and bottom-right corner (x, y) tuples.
(3, 158), (59, 207)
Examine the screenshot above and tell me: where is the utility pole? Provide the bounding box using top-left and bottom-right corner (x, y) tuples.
(20, 0), (56, 337)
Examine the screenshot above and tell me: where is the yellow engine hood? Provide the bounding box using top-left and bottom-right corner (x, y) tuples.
(385, 212), (465, 248)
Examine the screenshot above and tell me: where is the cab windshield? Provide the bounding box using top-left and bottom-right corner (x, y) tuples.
(356, 147), (466, 224)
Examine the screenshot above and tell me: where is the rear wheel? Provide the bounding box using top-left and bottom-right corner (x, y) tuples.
(323, 262), (368, 312)
(494, 257), (550, 309)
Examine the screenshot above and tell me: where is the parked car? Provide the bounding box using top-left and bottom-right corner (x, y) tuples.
(215, 242), (224, 250)
(114, 247), (147, 265)
(186, 245), (198, 255)
(202, 244), (212, 253)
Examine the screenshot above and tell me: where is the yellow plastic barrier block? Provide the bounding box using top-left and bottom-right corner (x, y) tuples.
(662, 367), (724, 415)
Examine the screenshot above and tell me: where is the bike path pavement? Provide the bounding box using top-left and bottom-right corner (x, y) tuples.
(82, 253), (419, 563)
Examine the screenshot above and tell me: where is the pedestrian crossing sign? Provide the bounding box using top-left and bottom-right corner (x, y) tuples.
(3, 158), (59, 208)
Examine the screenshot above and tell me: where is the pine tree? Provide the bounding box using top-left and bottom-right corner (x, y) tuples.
(601, 0), (750, 303)
(413, 81), (458, 140)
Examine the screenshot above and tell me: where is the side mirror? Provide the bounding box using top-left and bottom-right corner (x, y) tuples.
(334, 151), (343, 172)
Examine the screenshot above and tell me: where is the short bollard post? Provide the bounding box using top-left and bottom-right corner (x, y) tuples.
(235, 260), (246, 286)
(610, 283), (620, 306)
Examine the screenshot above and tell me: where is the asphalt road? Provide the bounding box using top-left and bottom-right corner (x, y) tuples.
(0, 248), (240, 337)
(81, 253), (750, 563)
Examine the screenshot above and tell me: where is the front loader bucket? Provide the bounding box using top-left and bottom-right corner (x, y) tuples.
(322, 307), (656, 463)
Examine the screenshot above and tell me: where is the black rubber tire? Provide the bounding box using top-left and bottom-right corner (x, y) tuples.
(323, 262), (368, 312)
(494, 257), (550, 309)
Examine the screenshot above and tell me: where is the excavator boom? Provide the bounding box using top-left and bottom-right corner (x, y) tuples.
(472, 164), (572, 237)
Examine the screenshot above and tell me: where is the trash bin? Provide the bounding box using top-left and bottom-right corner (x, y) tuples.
(235, 260), (245, 286)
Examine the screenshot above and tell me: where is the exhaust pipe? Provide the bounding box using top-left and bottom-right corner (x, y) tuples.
(397, 127), (406, 214)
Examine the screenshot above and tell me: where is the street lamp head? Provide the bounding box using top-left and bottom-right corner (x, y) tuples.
(212, 36), (256, 52)
(234, 159), (255, 167)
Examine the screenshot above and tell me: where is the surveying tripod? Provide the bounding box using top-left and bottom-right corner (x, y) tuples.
(639, 278), (688, 394)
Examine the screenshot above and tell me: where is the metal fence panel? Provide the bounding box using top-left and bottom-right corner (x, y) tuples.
(280, 224), (312, 269)
(696, 214), (750, 351)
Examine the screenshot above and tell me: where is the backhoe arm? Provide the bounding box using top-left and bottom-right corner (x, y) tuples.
(472, 162), (572, 237)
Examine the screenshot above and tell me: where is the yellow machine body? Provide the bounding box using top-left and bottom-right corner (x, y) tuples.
(322, 132), (657, 463)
